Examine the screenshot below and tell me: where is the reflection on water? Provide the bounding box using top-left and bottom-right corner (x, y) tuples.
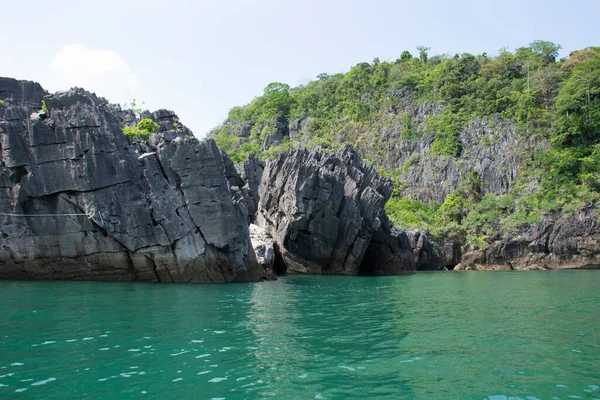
(0, 271), (598, 399)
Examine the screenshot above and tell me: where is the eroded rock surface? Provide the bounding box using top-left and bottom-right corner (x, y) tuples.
(391, 119), (529, 202)
(249, 224), (275, 271)
(0, 78), (263, 282)
(234, 154), (264, 221)
(457, 207), (600, 270)
(256, 145), (416, 275)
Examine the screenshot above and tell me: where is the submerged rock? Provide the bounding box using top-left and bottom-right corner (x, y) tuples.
(256, 145), (416, 275)
(0, 78), (264, 283)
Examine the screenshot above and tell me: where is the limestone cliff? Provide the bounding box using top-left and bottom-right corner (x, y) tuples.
(456, 207), (600, 271)
(255, 145), (418, 274)
(0, 77), (264, 282)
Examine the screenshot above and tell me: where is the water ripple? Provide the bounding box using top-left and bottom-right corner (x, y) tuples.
(0, 273), (598, 399)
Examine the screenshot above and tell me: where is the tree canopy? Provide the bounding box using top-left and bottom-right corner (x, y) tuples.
(210, 41), (600, 244)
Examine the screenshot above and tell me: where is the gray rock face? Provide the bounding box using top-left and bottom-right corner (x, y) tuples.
(249, 223), (275, 270)
(406, 231), (461, 271)
(260, 116), (288, 151)
(289, 116), (316, 140)
(255, 145), (416, 275)
(458, 207), (600, 270)
(378, 118), (530, 203)
(314, 90), (541, 204)
(360, 218), (417, 275)
(0, 77), (46, 109)
(226, 120), (252, 138)
(234, 154), (264, 221)
(141, 109), (193, 138)
(0, 79), (264, 282)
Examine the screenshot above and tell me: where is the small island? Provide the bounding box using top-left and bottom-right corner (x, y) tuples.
(0, 42), (599, 282)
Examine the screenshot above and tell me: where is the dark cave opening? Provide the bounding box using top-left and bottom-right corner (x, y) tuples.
(272, 243), (288, 275)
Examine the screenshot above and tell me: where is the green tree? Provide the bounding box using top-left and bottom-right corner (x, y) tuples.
(417, 46), (430, 63)
(400, 50), (412, 61)
(262, 82), (292, 119)
(554, 48), (600, 147)
(529, 40), (562, 63)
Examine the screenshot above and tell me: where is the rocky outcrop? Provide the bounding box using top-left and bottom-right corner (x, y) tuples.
(249, 224), (275, 271)
(0, 77), (46, 109)
(225, 120), (252, 138)
(142, 109), (194, 138)
(260, 116), (288, 151)
(392, 119), (529, 203)
(407, 231), (461, 271)
(289, 116), (316, 140)
(234, 154), (264, 221)
(0, 77), (264, 283)
(344, 89), (538, 203)
(457, 207), (600, 270)
(255, 145), (416, 275)
(360, 218), (417, 275)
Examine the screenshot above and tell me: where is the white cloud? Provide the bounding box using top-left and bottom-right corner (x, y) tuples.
(48, 44), (141, 104)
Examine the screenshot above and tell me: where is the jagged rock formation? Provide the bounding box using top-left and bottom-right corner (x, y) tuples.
(391, 119), (528, 202)
(293, 99), (535, 204)
(0, 77), (264, 282)
(456, 207), (600, 270)
(0, 78), (46, 109)
(255, 145), (416, 275)
(249, 224), (275, 271)
(234, 154), (264, 221)
(259, 116), (288, 151)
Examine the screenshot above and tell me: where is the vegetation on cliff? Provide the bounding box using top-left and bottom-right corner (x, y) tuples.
(123, 118), (160, 141)
(210, 41), (600, 246)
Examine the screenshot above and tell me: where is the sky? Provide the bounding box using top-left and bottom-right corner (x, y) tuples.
(2, 0), (599, 137)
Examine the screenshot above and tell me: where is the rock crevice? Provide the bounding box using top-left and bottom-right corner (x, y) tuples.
(255, 145), (417, 275)
(0, 77), (264, 282)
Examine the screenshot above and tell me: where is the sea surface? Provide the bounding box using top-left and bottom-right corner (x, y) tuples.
(0, 271), (598, 399)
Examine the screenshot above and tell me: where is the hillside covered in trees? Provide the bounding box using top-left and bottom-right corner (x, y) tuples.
(210, 41), (600, 248)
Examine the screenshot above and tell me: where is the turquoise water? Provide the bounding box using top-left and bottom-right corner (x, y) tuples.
(0, 272), (598, 399)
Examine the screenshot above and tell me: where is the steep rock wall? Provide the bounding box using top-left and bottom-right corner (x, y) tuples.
(0, 78), (263, 282)
(457, 207), (600, 270)
(255, 145), (417, 275)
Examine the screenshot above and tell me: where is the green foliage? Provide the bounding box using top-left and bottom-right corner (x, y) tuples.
(122, 118), (160, 141)
(399, 51), (412, 62)
(467, 234), (489, 250)
(403, 153), (421, 172)
(213, 127), (239, 152)
(210, 41), (600, 247)
(123, 127), (142, 140)
(385, 196), (440, 231)
(41, 100), (48, 113)
(417, 46), (430, 63)
(399, 112), (419, 140)
(265, 137), (293, 159)
(462, 194), (512, 235)
(0, 99), (4, 105)
(426, 111), (462, 157)
(439, 193), (469, 224)
(529, 40), (562, 63)
(262, 82), (293, 119)
(137, 118), (160, 134)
